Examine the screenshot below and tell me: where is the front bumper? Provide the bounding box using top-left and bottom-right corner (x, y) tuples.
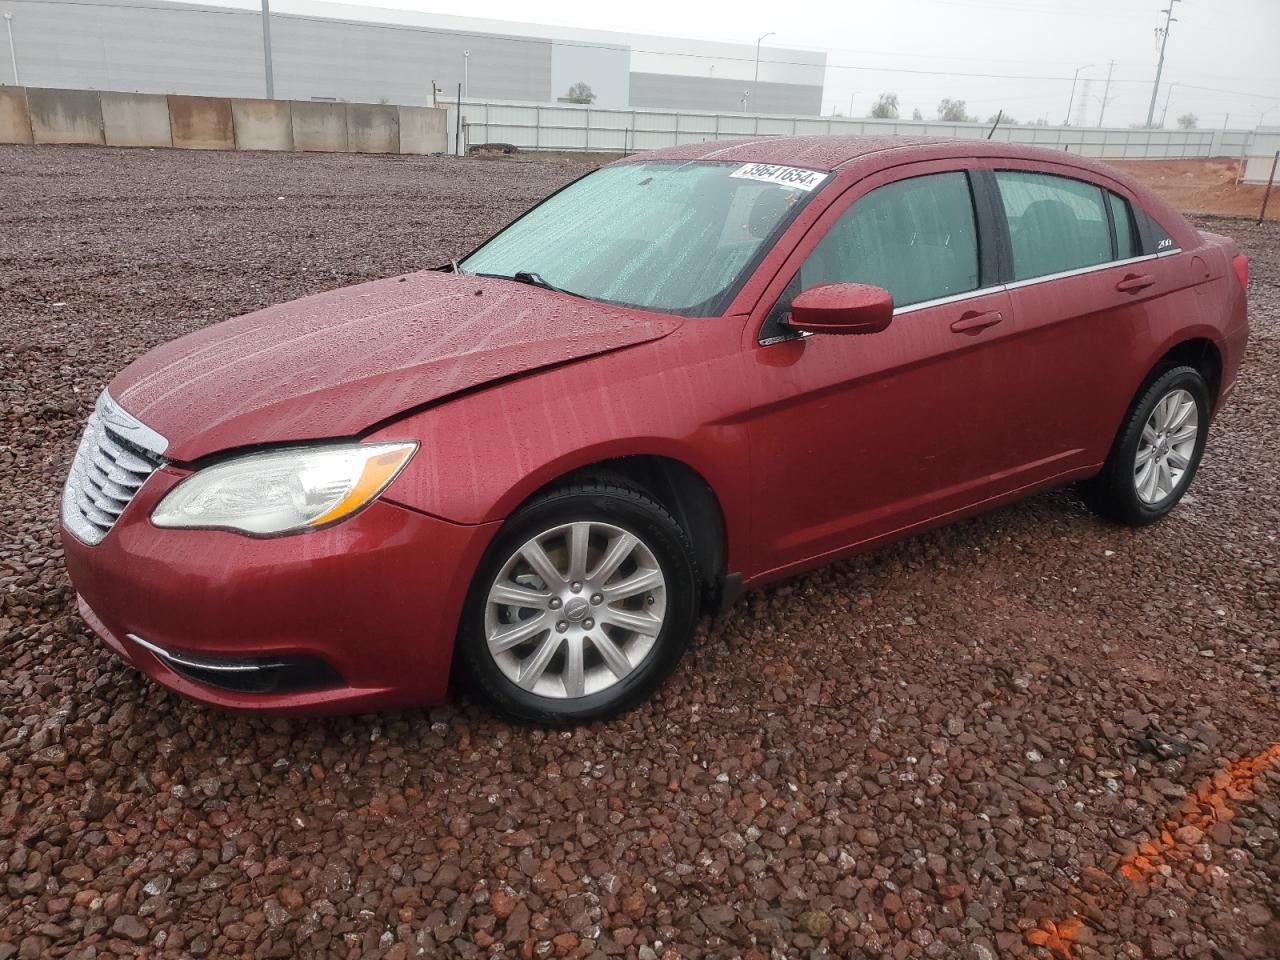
(61, 467), (498, 715)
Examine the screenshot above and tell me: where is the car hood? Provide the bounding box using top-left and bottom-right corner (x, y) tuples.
(110, 271), (683, 461)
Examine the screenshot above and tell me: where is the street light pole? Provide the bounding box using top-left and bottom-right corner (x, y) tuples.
(260, 0), (274, 99)
(5, 12), (19, 86)
(1146, 1), (1180, 128)
(1065, 64), (1093, 126)
(753, 31), (775, 110)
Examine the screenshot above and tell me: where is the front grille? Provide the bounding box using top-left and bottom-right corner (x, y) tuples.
(62, 391), (168, 545)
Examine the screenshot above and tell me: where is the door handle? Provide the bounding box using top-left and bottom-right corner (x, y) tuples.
(1116, 273), (1156, 293)
(950, 310), (1003, 334)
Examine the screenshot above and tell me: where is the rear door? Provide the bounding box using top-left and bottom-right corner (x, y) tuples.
(978, 162), (1183, 484)
(743, 161), (1017, 576)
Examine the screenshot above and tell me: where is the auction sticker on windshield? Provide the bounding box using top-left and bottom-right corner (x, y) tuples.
(730, 163), (828, 191)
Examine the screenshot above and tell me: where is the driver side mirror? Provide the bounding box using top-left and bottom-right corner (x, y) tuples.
(788, 283), (894, 336)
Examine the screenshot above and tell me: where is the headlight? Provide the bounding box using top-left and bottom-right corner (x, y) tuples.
(151, 442), (417, 536)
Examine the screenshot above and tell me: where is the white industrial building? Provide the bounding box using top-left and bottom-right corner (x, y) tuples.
(0, 0), (827, 114)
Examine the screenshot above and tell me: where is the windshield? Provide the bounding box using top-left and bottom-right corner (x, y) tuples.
(459, 160), (827, 317)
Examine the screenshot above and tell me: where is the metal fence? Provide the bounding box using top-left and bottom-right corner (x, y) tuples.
(458, 98), (1261, 161)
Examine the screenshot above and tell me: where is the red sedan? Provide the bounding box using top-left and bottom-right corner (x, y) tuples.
(60, 136), (1250, 724)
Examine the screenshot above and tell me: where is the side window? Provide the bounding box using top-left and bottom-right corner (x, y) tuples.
(797, 172), (980, 309)
(995, 171), (1112, 281)
(1109, 192), (1141, 259)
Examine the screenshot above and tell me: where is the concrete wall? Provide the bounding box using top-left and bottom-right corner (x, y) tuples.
(399, 105), (448, 154)
(168, 96), (235, 150)
(27, 87), (103, 145)
(347, 103), (398, 154)
(291, 101), (347, 152)
(0, 85), (449, 154)
(232, 99), (294, 151)
(100, 92), (171, 147)
(0, 88), (33, 145)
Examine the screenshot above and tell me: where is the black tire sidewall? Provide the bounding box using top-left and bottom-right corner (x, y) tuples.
(457, 485), (699, 725)
(1112, 367), (1210, 523)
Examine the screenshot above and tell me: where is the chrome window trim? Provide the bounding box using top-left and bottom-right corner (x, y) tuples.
(760, 248), (1182, 343)
(1002, 251), (1173, 292)
(892, 285), (1001, 316)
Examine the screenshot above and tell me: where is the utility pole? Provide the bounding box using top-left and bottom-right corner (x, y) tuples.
(753, 31), (775, 109)
(1065, 64), (1093, 126)
(260, 0), (274, 98)
(463, 50), (470, 97)
(1145, 1), (1180, 128)
(1097, 60), (1116, 127)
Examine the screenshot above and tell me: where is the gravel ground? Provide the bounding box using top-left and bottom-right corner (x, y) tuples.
(1, 146), (1277, 960)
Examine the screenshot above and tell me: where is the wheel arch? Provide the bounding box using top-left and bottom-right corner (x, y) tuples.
(507, 454), (731, 615)
(1092, 331), (1224, 480)
(1149, 336), (1223, 408)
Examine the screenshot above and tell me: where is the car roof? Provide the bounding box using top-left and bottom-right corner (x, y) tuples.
(625, 134), (1127, 180)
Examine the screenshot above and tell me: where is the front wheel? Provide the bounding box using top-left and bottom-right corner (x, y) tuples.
(1080, 366), (1210, 526)
(456, 479), (700, 725)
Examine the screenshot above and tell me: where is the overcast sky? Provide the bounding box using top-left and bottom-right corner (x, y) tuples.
(252, 0), (1280, 128)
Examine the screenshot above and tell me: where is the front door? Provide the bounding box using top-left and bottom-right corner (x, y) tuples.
(744, 163), (1017, 577)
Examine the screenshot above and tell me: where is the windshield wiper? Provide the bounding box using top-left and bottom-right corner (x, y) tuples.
(473, 271), (581, 298)
(511, 271), (563, 292)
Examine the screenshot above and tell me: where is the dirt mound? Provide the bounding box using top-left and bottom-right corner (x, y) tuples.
(1113, 157), (1278, 220)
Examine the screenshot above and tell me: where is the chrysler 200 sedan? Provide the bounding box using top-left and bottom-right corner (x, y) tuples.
(61, 136), (1249, 724)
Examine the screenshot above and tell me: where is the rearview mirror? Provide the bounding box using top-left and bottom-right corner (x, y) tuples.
(788, 283), (894, 335)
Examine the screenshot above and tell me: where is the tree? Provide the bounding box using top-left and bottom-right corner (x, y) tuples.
(1177, 112), (1198, 130)
(870, 92), (900, 120)
(937, 98), (972, 122)
(986, 112), (1018, 126)
(911, 108), (923, 121)
(564, 82), (596, 104)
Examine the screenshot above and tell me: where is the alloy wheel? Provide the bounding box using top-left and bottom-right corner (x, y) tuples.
(1134, 387), (1199, 504)
(483, 521), (668, 699)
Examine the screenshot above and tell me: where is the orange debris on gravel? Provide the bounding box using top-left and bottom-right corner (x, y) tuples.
(1032, 744), (1280, 959)
(1026, 916), (1088, 959)
(1117, 743), (1280, 884)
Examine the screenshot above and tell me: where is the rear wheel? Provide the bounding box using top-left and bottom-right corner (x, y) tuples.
(457, 479), (699, 725)
(1080, 366), (1210, 526)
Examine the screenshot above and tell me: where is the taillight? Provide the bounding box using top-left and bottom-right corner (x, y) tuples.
(1232, 254), (1249, 289)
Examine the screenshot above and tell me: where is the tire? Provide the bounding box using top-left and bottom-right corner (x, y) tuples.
(1080, 365), (1210, 526)
(456, 478), (700, 726)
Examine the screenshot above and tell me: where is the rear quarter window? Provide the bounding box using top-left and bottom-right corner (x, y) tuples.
(1140, 208), (1178, 254)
